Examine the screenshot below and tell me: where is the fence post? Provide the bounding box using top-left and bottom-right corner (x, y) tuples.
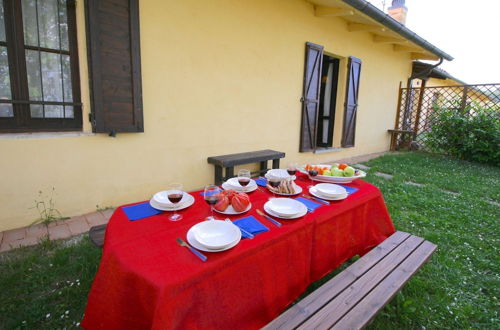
(460, 86), (469, 113)
(412, 79), (427, 141)
(390, 82), (403, 151)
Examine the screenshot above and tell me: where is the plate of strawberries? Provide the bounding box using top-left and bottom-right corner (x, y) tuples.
(213, 190), (252, 215)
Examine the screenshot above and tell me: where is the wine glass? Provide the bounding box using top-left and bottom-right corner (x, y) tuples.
(204, 184), (222, 220)
(308, 169), (318, 188)
(287, 162), (298, 176)
(167, 183), (184, 221)
(268, 177), (281, 199)
(237, 169), (251, 191)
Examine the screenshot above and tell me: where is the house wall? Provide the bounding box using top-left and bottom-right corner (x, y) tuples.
(0, 0), (411, 231)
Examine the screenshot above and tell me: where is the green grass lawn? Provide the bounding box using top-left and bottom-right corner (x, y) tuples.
(0, 152), (498, 329)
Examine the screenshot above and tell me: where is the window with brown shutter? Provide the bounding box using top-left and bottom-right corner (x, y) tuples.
(0, 0), (82, 133)
(85, 0), (143, 135)
(341, 56), (362, 148)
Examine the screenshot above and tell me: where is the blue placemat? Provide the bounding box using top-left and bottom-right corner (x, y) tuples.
(122, 202), (162, 221)
(255, 177), (267, 187)
(295, 197), (322, 212)
(233, 216), (269, 239)
(339, 185), (359, 195)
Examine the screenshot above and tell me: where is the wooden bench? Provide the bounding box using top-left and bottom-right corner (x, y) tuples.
(207, 149), (285, 185)
(387, 129), (415, 151)
(264, 231), (437, 330)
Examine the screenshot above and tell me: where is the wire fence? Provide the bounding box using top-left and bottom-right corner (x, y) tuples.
(392, 83), (500, 152)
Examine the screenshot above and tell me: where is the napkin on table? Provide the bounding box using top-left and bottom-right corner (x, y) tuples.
(232, 216), (269, 239)
(294, 197), (322, 212)
(339, 185), (359, 195)
(255, 177), (267, 187)
(122, 202), (162, 221)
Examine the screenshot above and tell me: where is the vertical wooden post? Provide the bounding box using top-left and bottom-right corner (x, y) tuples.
(459, 86), (469, 113)
(412, 79), (427, 141)
(391, 82), (403, 150)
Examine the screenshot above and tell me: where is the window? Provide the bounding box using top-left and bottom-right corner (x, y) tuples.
(0, 0), (81, 133)
(299, 42), (361, 152)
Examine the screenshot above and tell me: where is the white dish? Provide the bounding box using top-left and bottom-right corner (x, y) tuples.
(314, 183), (346, 198)
(153, 190), (191, 208)
(265, 169), (296, 181)
(264, 198), (306, 217)
(213, 203), (252, 215)
(269, 185), (303, 196)
(191, 220), (241, 249)
(149, 193), (195, 211)
(264, 202), (307, 219)
(309, 187), (348, 201)
(300, 165), (366, 184)
(222, 181), (257, 193)
(187, 225), (241, 252)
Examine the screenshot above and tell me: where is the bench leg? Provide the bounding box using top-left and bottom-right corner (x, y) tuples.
(214, 166), (223, 185)
(260, 161), (267, 176)
(272, 159), (280, 169)
(225, 167), (234, 182)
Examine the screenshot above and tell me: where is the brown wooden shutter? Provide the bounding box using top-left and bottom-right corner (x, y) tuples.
(86, 0), (143, 134)
(299, 42), (323, 152)
(341, 56), (362, 148)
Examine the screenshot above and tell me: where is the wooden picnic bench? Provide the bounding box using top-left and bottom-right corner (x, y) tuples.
(264, 231), (436, 329)
(207, 149), (285, 185)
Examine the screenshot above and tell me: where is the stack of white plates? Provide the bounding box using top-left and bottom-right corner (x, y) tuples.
(150, 190), (195, 211)
(265, 169), (296, 181)
(186, 220), (242, 252)
(309, 183), (348, 201)
(222, 177), (258, 192)
(263, 198), (307, 219)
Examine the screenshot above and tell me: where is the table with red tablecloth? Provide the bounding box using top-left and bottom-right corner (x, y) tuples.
(81, 177), (395, 329)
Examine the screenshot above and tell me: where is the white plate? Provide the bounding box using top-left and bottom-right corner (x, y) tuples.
(264, 198), (306, 217)
(149, 193), (195, 211)
(213, 203), (252, 215)
(222, 181), (257, 193)
(309, 187), (348, 201)
(187, 225), (241, 252)
(191, 220), (241, 249)
(153, 190), (191, 208)
(264, 202), (307, 219)
(314, 183), (346, 198)
(265, 169), (296, 181)
(268, 185), (303, 196)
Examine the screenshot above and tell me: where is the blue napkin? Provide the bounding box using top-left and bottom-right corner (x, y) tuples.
(199, 190), (219, 197)
(339, 185), (359, 195)
(255, 177), (267, 187)
(232, 216), (269, 239)
(295, 197), (322, 212)
(122, 202), (162, 221)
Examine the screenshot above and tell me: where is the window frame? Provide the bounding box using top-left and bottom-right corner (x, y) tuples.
(0, 0), (82, 133)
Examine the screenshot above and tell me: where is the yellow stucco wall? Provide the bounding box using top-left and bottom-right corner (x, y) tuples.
(0, 0), (412, 231)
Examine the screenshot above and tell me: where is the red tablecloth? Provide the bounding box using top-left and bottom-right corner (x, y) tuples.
(82, 178), (395, 329)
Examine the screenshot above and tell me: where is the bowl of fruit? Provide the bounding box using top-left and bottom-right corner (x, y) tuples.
(301, 163), (366, 183)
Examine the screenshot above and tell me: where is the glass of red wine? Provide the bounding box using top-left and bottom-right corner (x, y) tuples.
(168, 183), (184, 221)
(268, 177), (281, 199)
(237, 169), (251, 191)
(204, 184), (222, 220)
(287, 162), (298, 176)
(308, 169), (318, 188)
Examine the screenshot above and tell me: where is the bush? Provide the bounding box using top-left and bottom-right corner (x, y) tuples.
(426, 102), (500, 165)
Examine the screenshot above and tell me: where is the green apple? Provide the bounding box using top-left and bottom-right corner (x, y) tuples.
(332, 168), (344, 177)
(343, 166), (355, 177)
(331, 163), (339, 168)
(323, 170), (332, 176)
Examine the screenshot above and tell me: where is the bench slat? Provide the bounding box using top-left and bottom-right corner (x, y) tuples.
(207, 149), (285, 167)
(263, 231), (411, 330)
(332, 240), (437, 329)
(298, 235), (425, 330)
(89, 224), (107, 248)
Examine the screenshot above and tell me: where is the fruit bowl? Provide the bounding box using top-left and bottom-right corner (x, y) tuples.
(300, 164), (366, 184)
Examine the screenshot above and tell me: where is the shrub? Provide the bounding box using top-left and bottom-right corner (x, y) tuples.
(426, 102), (500, 165)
